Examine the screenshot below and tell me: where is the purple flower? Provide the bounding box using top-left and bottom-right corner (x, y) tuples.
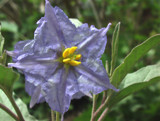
(7, 0), (118, 114)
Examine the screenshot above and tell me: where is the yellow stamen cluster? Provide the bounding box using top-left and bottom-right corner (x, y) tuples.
(62, 46), (81, 66)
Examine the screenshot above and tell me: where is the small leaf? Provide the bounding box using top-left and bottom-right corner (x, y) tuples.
(111, 34), (160, 87)
(110, 22), (120, 75)
(0, 23), (5, 55)
(0, 90), (38, 121)
(70, 18), (82, 27)
(108, 63), (160, 107)
(0, 65), (19, 92)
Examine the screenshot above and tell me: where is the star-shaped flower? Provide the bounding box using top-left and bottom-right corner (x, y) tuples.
(7, 0), (118, 114)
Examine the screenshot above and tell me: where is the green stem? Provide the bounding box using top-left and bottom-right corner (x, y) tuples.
(56, 112), (60, 121)
(90, 95), (97, 121)
(7, 92), (24, 121)
(51, 110), (55, 121)
(0, 86), (24, 121)
(101, 91), (107, 104)
(0, 103), (19, 121)
(93, 91), (113, 120)
(97, 108), (109, 121)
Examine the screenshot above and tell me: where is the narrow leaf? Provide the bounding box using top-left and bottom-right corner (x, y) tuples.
(108, 63), (160, 107)
(0, 23), (5, 55)
(110, 22), (121, 75)
(111, 34), (160, 87)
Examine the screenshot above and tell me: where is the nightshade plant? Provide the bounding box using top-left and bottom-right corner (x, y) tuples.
(0, 0), (160, 121)
(8, 0), (118, 117)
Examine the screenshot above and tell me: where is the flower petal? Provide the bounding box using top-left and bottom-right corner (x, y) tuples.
(66, 69), (79, 96)
(7, 40), (34, 61)
(30, 85), (42, 108)
(44, 0), (66, 46)
(8, 56), (59, 79)
(44, 67), (71, 113)
(77, 23), (111, 60)
(54, 7), (77, 47)
(34, 17), (61, 53)
(25, 76), (45, 105)
(75, 61), (119, 94)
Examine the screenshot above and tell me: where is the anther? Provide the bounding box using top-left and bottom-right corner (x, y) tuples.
(69, 46), (77, 55)
(63, 58), (71, 63)
(62, 48), (70, 58)
(75, 54), (82, 60)
(69, 60), (81, 66)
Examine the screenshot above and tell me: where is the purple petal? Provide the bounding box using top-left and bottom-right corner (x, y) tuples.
(75, 61), (119, 94)
(30, 85), (42, 108)
(7, 40), (34, 62)
(34, 17), (61, 53)
(66, 69), (79, 96)
(68, 23), (91, 47)
(8, 56), (59, 79)
(44, 67), (71, 114)
(71, 92), (85, 99)
(77, 23), (111, 60)
(45, 0), (66, 46)
(25, 80), (45, 104)
(54, 7), (78, 47)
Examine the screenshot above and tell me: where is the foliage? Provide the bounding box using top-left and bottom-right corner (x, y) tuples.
(0, 90), (38, 121)
(109, 63), (160, 107)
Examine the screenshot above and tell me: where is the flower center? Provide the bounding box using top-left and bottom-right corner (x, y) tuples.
(62, 46), (81, 66)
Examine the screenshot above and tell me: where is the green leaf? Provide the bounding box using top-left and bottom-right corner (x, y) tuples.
(70, 18), (82, 27)
(0, 65), (19, 92)
(0, 23), (5, 55)
(1, 21), (18, 33)
(110, 22), (120, 75)
(0, 90), (38, 121)
(108, 63), (160, 107)
(111, 34), (160, 87)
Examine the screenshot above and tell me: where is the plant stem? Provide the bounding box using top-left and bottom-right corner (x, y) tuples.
(93, 92), (112, 120)
(51, 110), (55, 121)
(101, 91), (107, 104)
(56, 112), (60, 121)
(0, 103), (19, 121)
(97, 108), (109, 121)
(7, 92), (25, 121)
(90, 95), (97, 121)
(0, 86), (24, 121)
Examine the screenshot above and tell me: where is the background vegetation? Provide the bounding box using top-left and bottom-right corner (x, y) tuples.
(0, 0), (160, 121)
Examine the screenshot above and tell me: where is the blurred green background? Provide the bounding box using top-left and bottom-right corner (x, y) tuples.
(0, 0), (160, 121)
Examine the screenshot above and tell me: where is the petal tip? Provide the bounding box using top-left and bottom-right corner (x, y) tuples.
(29, 102), (34, 108)
(8, 63), (14, 67)
(108, 22), (112, 26)
(6, 51), (16, 57)
(100, 23), (112, 36)
(45, 0), (49, 3)
(114, 88), (120, 92)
